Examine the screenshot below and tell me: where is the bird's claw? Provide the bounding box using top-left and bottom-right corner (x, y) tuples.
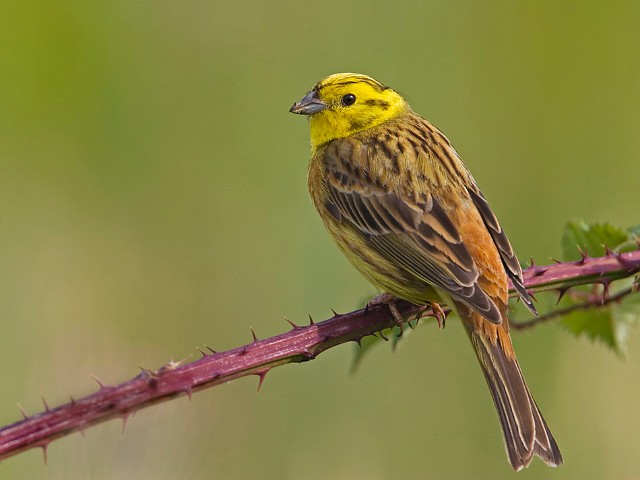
(367, 293), (405, 335)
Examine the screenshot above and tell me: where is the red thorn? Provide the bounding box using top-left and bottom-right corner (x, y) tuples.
(184, 387), (193, 400)
(205, 345), (217, 354)
(330, 308), (339, 316)
(250, 328), (259, 342)
(121, 412), (131, 433)
(308, 314), (315, 325)
(139, 366), (156, 376)
(139, 368), (159, 387)
(532, 265), (550, 277)
(283, 316), (299, 329)
(77, 424), (86, 438)
(604, 245), (615, 256)
(160, 356), (188, 373)
(556, 288), (569, 305)
(41, 395), (50, 412)
(528, 257), (535, 268)
(16, 403), (28, 420)
(577, 245), (588, 263)
(40, 443), (49, 464)
(197, 346), (208, 357)
(69, 396), (76, 405)
(255, 369), (269, 392)
(354, 336), (363, 347)
(601, 280), (611, 303)
(90, 374), (106, 389)
(301, 349), (316, 360)
(551, 257), (562, 264)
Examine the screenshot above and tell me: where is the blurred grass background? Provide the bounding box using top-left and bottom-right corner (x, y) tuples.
(1, 1), (639, 479)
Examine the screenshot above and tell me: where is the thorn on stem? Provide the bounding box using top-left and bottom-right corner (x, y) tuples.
(531, 265), (550, 277)
(159, 356), (188, 373)
(40, 443), (49, 464)
(601, 280), (611, 303)
(255, 369), (269, 392)
(184, 387), (193, 400)
(308, 314), (315, 325)
(577, 244), (589, 263)
(205, 345), (217, 355)
(283, 316), (299, 329)
(250, 328), (259, 343)
(139, 368), (159, 387)
(121, 412), (131, 433)
(330, 308), (339, 316)
(197, 346), (208, 358)
(90, 374), (106, 389)
(16, 403), (28, 420)
(41, 396), (50, 413)
(556, 288), (569, 305)
(301, 349), (317, 360)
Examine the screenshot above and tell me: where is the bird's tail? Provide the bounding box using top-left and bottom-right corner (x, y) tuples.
(461, 314), (563, 471)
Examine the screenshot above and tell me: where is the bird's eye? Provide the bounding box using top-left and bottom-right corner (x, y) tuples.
(341, 94), (356, 106)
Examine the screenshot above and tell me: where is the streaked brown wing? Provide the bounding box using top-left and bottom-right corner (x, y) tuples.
(325, 177), (503, 324)
(467, 188), (537, 315)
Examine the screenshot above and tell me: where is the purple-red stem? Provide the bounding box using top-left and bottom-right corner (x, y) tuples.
(1, 250), (639, 461)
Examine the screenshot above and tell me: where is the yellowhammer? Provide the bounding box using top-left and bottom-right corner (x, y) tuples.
(290, 73), (562, 470)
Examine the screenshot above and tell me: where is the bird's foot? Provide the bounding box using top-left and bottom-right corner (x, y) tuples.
(431, 302), (447, 329)
(367, 293), (405, 334)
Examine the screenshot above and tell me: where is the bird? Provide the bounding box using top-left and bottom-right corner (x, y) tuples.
(290, 73), (562, 470)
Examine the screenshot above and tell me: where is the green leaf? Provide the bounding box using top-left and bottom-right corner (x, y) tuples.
(627, 224), (640, 237)
(561, 219), (630, 261)
(609, 292), (640, 356)
(560, 291), (640, 357)
(560, 307), (616, 350)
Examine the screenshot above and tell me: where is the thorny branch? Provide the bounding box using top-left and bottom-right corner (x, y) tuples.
(1, 250), (639, 461)
(512, 285), (637, 331)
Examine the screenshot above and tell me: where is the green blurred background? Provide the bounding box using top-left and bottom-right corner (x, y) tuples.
(1, 1), (639, 479)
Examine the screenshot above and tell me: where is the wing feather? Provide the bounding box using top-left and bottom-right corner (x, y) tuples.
(467, 188), (537, 315)
(325, 176), (502, 324)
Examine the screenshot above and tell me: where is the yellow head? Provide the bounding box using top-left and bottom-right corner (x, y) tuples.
(290, 73), (409, 150)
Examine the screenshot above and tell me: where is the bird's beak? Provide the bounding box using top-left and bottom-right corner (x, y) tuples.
(289, 90), (327, 115)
